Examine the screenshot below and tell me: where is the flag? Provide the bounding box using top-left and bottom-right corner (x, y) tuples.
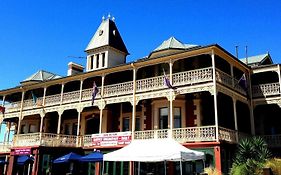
(0, 106), (5, 114)
(163, 68), (176, 90)
(92, 81), (99, 105)
(238, 73), (247, 91)
(31, 91), (37, 105)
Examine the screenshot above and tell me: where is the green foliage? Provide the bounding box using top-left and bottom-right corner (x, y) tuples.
(230, 137), (272, 175)
(204, 167), (221, 175)
(264, 158), (281, 175)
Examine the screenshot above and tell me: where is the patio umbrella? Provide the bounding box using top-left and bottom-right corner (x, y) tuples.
(53, 152), (82, 164)
(17, 155), (34, 165)
(80, 152), (103, 162)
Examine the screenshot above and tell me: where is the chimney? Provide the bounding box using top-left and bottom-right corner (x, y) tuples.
(67, 62), (84, 76)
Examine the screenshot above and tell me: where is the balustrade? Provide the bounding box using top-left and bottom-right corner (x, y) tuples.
(13, 133), (79, 147)
(4, 101), (21, 113)
(45, 94), (61, 106)
(104, 82), (133, 97)
(218, 127), (237, 143)
(262, 134), (281, 147)
(252, 83), (280, 97)
(173, 67), (213, 86)
(63, 90), (80, 103)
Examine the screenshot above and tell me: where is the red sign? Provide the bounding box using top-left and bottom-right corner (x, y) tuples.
(14, 148), (31, 155)
(92, 132), (131, 147)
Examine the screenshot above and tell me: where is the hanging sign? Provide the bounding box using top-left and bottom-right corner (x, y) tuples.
(13, 148), (31, 155)
(92, 131), (131, 147)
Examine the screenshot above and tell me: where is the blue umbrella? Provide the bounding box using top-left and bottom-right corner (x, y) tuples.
(80, 152), (103, 162)
(53, 152), (82, 164)
(17, 155), (34, 165)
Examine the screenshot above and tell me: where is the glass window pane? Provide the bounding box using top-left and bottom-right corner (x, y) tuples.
(122, 118), (130, 131)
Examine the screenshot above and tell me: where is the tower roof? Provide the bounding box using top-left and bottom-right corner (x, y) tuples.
(85, 18), (128, 54)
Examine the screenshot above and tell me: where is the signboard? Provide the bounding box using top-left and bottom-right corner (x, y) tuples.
(14, 148), (31, 155)
(92, 132), (131, 147)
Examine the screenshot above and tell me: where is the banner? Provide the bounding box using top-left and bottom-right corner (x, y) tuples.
(92, 132), (131, 147)
(14, 148), (31, 155)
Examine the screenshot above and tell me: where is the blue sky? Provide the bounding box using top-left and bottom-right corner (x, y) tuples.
(0, 0), (281, 90)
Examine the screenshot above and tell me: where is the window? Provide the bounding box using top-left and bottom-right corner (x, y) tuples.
(96, 54), (99, 68)
(159, 108), (168, 129)
(102, 52), (105, 67)
(90, 55), (94, 69)
(21, 125), (26, 134)
(135, 117), (141, 131)
(64, 123), (71, 135)
(72, 123), (78, 135)
(29, 124), (37, 133)
(174, 107), (181, 128)
(122, 117), (130, 131)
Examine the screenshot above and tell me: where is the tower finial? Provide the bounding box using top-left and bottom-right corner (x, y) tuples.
(112, 16), (115, 21)
(102, 15), (105, 21)
(108, 13), (111, 19)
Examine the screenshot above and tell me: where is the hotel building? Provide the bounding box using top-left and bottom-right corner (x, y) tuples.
(0, 17), (280, 175)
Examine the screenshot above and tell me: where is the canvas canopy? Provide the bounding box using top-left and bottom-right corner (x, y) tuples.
(104, 138), (204, 162)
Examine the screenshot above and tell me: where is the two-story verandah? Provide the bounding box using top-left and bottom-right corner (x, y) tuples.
(0, 44), (251, 175)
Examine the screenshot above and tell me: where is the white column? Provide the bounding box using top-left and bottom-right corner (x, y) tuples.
(57, 111), (63, 134)
(99, 75), (105, 133)
(230, 65), (234, 87)
(211, 51), (219, 142)
(39, 113), (44, 144)
(60, 83), (65, 105)
(169, 60), (174, 134)
(79, 79), (84, 102)
(76, 110), (81, 136)
(131, 66), (137, 140)
(276, 64), (281, 135)
(42, 87), (47, 106)
(247, 73), (255, 135)
(2, 95), (5, 106)
(233, 98), (238, 141)
(17, 91), (25, 134)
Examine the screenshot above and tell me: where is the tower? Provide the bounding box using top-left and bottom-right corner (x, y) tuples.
(85, 16), (129, 72)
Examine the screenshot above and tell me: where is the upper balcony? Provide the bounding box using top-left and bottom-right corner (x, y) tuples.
(3, 67), (246, 114)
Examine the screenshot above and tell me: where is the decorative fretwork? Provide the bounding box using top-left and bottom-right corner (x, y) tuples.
(45, 94), (61, 106)
(13, 133), (79, 147)
(104, 82), (133, 97)
(63, 90), (80, 103)
(173, 126), (216, 142)
(4, 101), (21, 113)
(173, 67), (213, 86)
(218, 127), (237, 143)
(81, 87), (101, 101)
(136, 75), (165, 92)
(0, 142), (12, 152)
(216, 69), (246, 95)
(252, 83), (280, 98)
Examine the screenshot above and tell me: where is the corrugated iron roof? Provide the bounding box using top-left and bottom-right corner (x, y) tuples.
(22, 70), (61, 83)
(153, 37), (197, 52)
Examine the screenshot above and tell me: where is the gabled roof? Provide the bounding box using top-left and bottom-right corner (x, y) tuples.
(153, 37), (197, 52)
(21, 70), (61, 85)
(240, 53), (273, 67)
(85, 18), (128, 54)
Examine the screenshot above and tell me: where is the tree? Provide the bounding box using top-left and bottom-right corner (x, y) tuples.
(230, 137), (271, 175)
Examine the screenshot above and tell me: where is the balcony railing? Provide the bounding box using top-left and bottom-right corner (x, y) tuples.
(5, 67), (251, 114)
(9, 126), (245, 149)
(252, 83), (280, 98)
(0, 142), (12, 152)
(13, 133), (79, 147)
(262, 134), (281, 147)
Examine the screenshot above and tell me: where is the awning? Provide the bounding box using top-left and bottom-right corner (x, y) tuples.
(17, 155), (34, 165)
(104, 138), (205, 162)
(80, 152), (103, 162)
(53, 152), (82, 164)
